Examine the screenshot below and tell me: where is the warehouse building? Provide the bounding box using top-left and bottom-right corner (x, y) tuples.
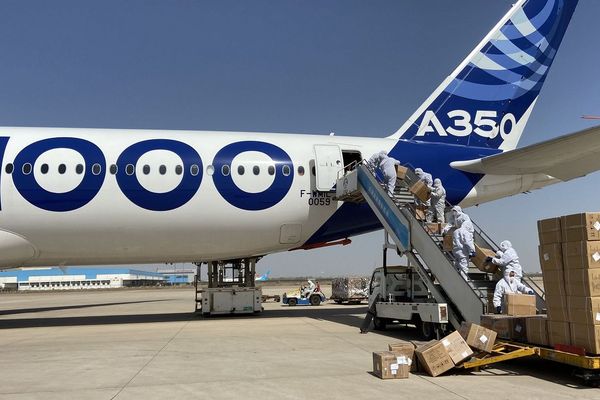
(0, 268), (165, 291)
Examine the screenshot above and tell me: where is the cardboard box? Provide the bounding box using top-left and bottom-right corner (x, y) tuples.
(459, 322), (496, 352)
(415, 208), (426, 221)
(409, 180), (431, 202)
(564, 269), (600, 297)
(480, 315), (530, 341)
(443, 232), (454, 251)
(567, 296), (600, 325)
(542, 269), (567, 298)
(396, 165), (408, 180)
(538, 243), (564, 272)
(388, 341), (416, 372)
(504, 294), (536, 316)
(562, 241), (600, 270)
(545, 295), (569, 322)
(561, 213), (600, 243)
(570, 323), (600, 354)
(426, 223), (443, 235)
(414, 340), (454, 377)
(409, 340), (429, 372)
(472, 244), (499, 273)
(537, 217), (562, 245)
(547, 320), (571, 346)
(526, 315), (549, 346)
(372, 351), (410, 379)
(440, 331), (473, 364)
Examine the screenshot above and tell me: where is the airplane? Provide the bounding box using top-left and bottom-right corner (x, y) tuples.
(255, 271), (271, 282)
(0, 0), (596, 270)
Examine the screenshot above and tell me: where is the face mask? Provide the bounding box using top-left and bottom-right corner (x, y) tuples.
(509, 278), (514, 284)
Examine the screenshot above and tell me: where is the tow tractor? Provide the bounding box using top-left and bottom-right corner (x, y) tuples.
(365, 265), (449, 339)
(282, 280), (326, 306)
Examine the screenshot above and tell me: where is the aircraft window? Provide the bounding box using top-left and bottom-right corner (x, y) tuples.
(92, 163), (102, 175)
(41, 164), (49, 174)
(190, 164), (199, 176)
(238, 165), (245, 175)
(5, 163), (13, 174)
(159, 165), (166, 175)
(222, 165), (230, 176)
(126, 164), (134, 176)
(268, 165), (275, 176)
(110, 164), (117, 175)
(143, 165), (150, 175)
(311, 166), (316, 176)
(174, 165), (182, 175)
(23, 163), (32, 175)
(282, 165), (291, 176)
(206, 165), (214, 176)
(298, 166), (305, 176)
(253, 166), (260, 175)
(76, 164), (84, 174)
(58, 164), (66, 174)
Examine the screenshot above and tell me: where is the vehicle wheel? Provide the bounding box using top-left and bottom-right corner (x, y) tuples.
(417, 320), (435, 340)
(288, 298), (297, 306)
(373, 317), (386, 331)
(274, 295), (281, 302)
(310, 294), (321, 306)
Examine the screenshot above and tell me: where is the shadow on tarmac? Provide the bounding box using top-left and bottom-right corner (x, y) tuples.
(0, 299), (173, 316)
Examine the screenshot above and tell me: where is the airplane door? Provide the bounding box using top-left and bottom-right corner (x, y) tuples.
(314, 144), (343, 191)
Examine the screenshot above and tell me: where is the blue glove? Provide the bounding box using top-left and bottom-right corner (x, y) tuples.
(485, 257), (493, 263)
(495, 306), (502, 314)
(528, 290), (534, 295)
(470, 252), (476, 258)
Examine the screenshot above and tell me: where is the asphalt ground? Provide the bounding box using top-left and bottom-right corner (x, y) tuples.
(0, 286), (598, 400)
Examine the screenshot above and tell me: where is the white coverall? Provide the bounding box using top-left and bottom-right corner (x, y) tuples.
(414, 168), (433, 207)
(452, 215), (475, 279)
(492, 240), (523, 281)
(369, 151), (401, 196)
(428, 178), (446, 223)
(442, 206), (474, 235)
(493, 270), (533, 311)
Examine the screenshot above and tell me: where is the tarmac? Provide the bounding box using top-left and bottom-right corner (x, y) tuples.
(0, 286), (598, 400)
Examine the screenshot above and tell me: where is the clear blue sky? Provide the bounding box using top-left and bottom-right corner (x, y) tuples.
(1, 1), (599, 276)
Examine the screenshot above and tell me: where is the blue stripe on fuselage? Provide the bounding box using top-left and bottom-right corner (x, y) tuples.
(303, 141), (499, 245)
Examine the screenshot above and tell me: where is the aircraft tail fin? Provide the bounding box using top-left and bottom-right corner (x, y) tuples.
(388, 0), (579, 151)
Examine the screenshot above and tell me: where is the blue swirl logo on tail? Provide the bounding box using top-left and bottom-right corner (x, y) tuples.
(391, 0), (578, 150)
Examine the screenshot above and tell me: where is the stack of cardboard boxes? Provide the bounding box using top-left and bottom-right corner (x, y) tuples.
(372, 323), (497, 379)
(538, 212), (600, 354)
(480, 294), (537, 342)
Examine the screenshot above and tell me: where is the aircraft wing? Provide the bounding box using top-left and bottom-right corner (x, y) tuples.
(450, 125), (600, 181)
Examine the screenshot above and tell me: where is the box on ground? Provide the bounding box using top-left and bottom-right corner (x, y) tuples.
(396, 165), (408, 180)
(473, 245), (498, 273)
(562, 241), (600, 270)
(570, 323), (600, 354)
(440, 331), (473, 364)
(480, 315), (530, 341)
(564, 269), (600, 297)
(388, 341), (416, 372)
(526, 315), (549, 346)
(561, 213), (600, 243)
(538, 217), (562, 245)
(414, 340), (454, 377)
(538, 243), (564, 271)
(547, 320), (571, 346)
(459, 322), (496, 352)
(567, 297), (600, 325)
(409, 180), (431, 203)
(504, 294), (536, 316)
(373, 351), (410, 379)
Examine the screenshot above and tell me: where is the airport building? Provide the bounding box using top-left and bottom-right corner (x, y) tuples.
(157, 268), (196, 285)
(0, 268), (165, 291)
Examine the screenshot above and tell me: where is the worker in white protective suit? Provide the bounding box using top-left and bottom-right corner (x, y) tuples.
(368, 150), (401, 196)
(442, 205), (474, 235)
(302, 280), (316, 298)
(492, 269), (534, 313)
(487, 240), (523, 282)
(452, 214), (475, 280)
(428, 178), (446, 223)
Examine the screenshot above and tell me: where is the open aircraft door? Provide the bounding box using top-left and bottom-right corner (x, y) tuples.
(314, 144), (343, 191)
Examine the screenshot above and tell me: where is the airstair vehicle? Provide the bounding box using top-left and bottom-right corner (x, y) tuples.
(335, 162), (546, 332)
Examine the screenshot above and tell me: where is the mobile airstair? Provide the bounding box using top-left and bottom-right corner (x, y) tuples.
(335, 162), (545, 330)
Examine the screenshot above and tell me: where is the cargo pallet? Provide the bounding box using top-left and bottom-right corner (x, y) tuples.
(457, 341), (600, 387)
